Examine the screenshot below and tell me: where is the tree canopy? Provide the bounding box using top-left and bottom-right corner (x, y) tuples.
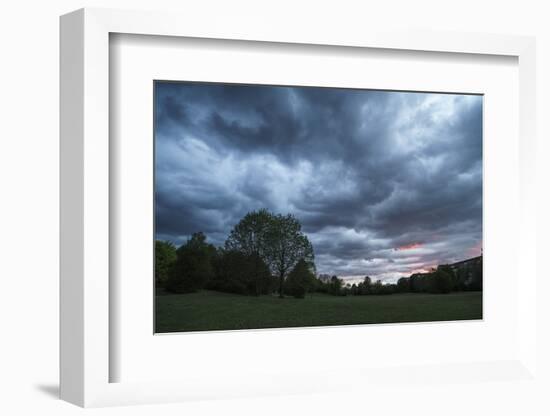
(225, 209), (314, 297)
(265, 213), (314, 297)
(225, 209), (272, 258)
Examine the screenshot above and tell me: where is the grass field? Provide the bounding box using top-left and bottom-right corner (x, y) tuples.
(155, 290), (482, 333)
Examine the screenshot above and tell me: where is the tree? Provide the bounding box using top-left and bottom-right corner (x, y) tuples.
(165, 232), (216, 293)
(372, 279), (383, 294)
(410, 273), (430, 293)
(225, 210), (314, 298)
(155, 240), (176, 288)
(438, 264), (457, 290)
(397, 277), (410, 293)
(328, 275), (342, 295)
(313, 277), (329, 294)
(285, 259), (316, 298)
(430, 270), (453, 294)
(225, 209), (272, 258)
(361, 276), (372, 295)
(264, 213), (314, 298)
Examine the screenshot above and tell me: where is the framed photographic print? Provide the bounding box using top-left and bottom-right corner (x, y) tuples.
(152, 81), (484, 334)
(60, 8), (538, 408)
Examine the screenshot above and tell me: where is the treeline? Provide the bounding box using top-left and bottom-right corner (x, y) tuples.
(156, 209), (482, 299)
(314, 276), (396, 296)
(155, 209), (316, 299)
(314, 260), (482, 297)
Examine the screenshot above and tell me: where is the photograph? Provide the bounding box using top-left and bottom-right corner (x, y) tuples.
(154, 81), (483, 333)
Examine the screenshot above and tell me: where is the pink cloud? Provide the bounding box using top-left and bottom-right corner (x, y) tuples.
(395, 242), (422, 251)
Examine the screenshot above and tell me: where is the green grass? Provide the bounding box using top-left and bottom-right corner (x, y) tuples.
(155, 290), (482, 333)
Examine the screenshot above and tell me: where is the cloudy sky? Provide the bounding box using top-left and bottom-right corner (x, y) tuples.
(155, 81), (482, 283)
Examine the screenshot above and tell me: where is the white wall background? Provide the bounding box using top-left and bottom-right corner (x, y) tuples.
(0, 1), (548, 415)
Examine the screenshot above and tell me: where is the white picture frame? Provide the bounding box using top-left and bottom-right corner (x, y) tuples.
(60, 7), (538, 407)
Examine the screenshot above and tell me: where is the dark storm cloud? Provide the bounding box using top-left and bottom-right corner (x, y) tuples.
(155, 81), (482, 282)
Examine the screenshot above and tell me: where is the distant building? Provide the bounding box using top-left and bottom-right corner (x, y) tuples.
(443, 256), (482, 285)
(409, 272), (431, 280)
(447, 256), (482, 271)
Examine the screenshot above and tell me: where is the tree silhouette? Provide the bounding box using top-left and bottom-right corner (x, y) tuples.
(285, 259), (316, 298)
(265, 213), (314, 298)
(225, 209), (314, 298)
(225, 209), (275, 295)
(166, 232), (216, 293)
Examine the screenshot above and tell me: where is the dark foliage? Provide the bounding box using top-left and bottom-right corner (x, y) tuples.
(327, 275), (343, 296)
(157, 208), (482, 300)
(155, 240), (176, 288)
(209, 249), (275, 296)
(469, 258), (483, 291)
(165, 232), (216, 293)
(225, 209), (314, 298)
(396, 277), (410, 293)
(430, 270), (453, 294)
(357, 276), (372, 295)
(370, 280), (395, 295)
(285, 259), (316, 298)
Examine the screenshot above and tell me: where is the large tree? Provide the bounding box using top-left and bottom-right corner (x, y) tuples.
(225, 209), (272, 258)
(266, 213), (314, 298)
(225, 209), (274, 294)
(225, 210), (314, 298)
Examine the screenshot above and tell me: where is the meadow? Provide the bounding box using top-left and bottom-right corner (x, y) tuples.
(155, 290), (483, 333)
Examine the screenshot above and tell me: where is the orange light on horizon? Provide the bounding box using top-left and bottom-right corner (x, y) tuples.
(396, 242), (422, 251)
(409, 264), (437, 275)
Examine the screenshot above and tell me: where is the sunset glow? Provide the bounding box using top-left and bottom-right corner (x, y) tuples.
(396, 242), (422, 251)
